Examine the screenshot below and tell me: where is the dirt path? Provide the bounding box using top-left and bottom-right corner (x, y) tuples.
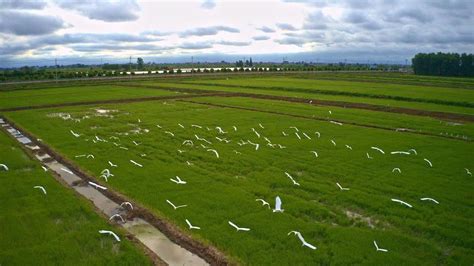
(120, 84), (474, 122)
(180, 100), (471, 142)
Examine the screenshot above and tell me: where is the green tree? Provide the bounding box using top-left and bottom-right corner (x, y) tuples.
(137, 57), (144, 70)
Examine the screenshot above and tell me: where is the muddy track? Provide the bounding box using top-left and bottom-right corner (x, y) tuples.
(121, 83), (474, 122)
(2, 117), (231, 265)
(180, 100), (471, 142)
(0, 93), (232, 112)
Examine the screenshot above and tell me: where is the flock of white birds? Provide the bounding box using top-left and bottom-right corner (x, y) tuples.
(2, 107), (471, 254)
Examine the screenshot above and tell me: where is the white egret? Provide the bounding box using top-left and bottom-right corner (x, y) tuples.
(233, 126), (237, 131)
(182, 140), (194, 146)
(282, 131), (288, 137)
(86, 154), (95, 159)
(207, 149), (219, 158)
(330, 120), (343, 126)
(119, 146), (128, 150)
(278, 144), (286, 149)
(99, 230), (120, 242)
(70, 130), (81, 138)
(329, 110), (332, 115)
(186, 161), (193, 166)
(373, 240), (388, 252)
(420, 197), (439, 204)
(132, 140), (140, 146)
(33, 186), (47, 195)
(315, 131), (321, 138)
(371, 146), (385, 154)
(366, 153), (373, 159)
(170, 176), (187, 184)
(109, 214), (125, 223)
(330, 139), (336, 146)
(259, 123), (264, 129)
(41, 166), (48, 172)
(178, 123), (185, 128)
(409, 149), (417, 155)
(233, 150), (242, 155)
(310, 151), (318, 157)
(0, 164), (8, 171)
(336, 182), (350, 191)
(138, 118), (141, 123)
(228, 221), (250, 231)
(392, 168), (401, 174)
(255, 199), (270, 209)
(130, 160), (143, 167)
(120, 201), (133, 210)
(61, 167), (74, 175)
(465, 168), (472, 176)
(166, 199), (187, 210)
(89, 181), (107, 190)
(164, 131), (175, 137)
(345, 145), (352, 150)
(108, 161), (118, 167)
(391, 198), (413, 208)
(273, 196), (284, 212)
(424, 158), (433, 168)
(295, 132), (302, 140)
(288, 231), (317, 250)
(156, 124), (162, 128)
(75, 155), (86, 158)
(391, 151), (410, 155)
(252, 128), (261, 138)
(290, 126), (299, 132)
(191, 124), (202, 128)
(216, 126), (227, 134)
(185, 219), (201, 230)
(302, 132), (311, 140)
(285, 172), (300, 186)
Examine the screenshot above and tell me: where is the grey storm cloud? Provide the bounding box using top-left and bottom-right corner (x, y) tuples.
(256, 26), (275, 33)
(217, 41), (251, 46)
(55, 0), (140, 22)
(179, 26), (239, 37)
(253, 35), (270, 41)
(276, 23), (298, 31)
(201, 0), (216, 9)
(178, 42), (213, 50)
(0, 10), (65, 35)
(0, 0), (47, 9)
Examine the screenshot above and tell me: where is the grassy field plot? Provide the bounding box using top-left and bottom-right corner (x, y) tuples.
(0, 127), (151, 265)
(5, 97), (473, 265)
(0, 85), (182, 110)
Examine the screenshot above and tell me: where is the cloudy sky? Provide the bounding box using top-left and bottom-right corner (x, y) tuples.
(0, 0), (473, 67)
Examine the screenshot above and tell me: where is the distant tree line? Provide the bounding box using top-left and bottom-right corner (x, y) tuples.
(412, 52), (473, 77)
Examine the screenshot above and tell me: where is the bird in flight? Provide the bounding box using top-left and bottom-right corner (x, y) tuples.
(130, 160), (143, 167)
(288, 231), (317, 250)
(0, 164), (8, 171)
(185, 219), (201, 230)
(120, 201), (133, 210)
(170, 176), (187, 184)
(166, 199), (187, 210)
(99, 230), (120, 242)
(373, 240), (388, 252)
(109, 214), (125, 223)
(336, 182), (350, 191)
(89, 181), (107, 190)
(34, 186), (47, 195)
(228, 221), (250, 231)
(285, 172), (300, 186)
(207, 149), (219, 158)
(424, 158), (433, 168)
(256, 199), (271, 209)
(420, 197), (439, 204)
(391, 198), (413, 208)
(371, 146), (385, 154)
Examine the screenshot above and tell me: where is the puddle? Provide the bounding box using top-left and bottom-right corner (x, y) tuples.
(1, 118), (208, 266)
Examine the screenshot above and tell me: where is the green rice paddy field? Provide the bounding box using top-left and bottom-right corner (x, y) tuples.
(1, 72), (473, 265)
